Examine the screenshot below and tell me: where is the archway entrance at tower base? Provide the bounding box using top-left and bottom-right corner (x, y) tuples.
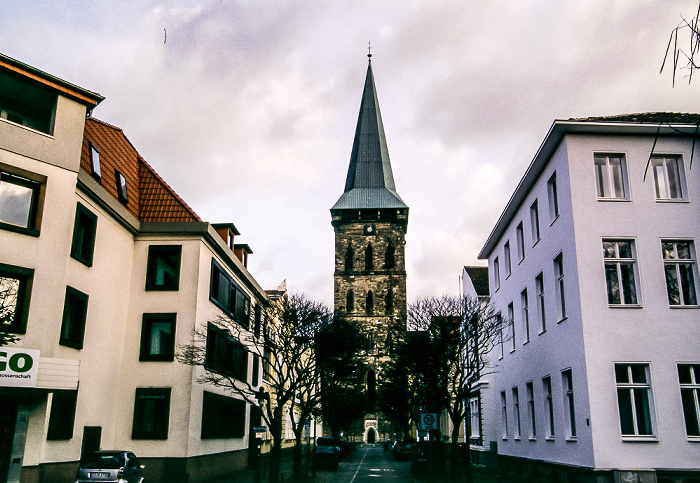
(365, 427), (377, 444)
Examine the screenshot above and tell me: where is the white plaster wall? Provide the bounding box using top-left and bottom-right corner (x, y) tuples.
(566, 133), (700, 470)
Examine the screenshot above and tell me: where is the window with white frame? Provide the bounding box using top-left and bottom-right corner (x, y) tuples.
(501, 391), (509, 439)
(535, 273), (546, 333)
(615, 363), (655, 437)
(516, 222), (525, 261)
(547, 173), (559, 222)
(512, 387), (521, 439)
(530, 200), (540, 244)
(521, 288), (530, 344)
(508, 302), (515, 352)
(554, 253), (566, 321)
(562, 369), (576, 439)
(678, 364), (700, 438)
(469, 397), (481, 441)
(603, 240), (639, 306)
(542, 376), (554, 439)
(651, 156), (685, 200)
(662, 240), (698, 306)
(498, 313), (504, 359)
(594, 154), (629, 199)
(526, 381), (536, 439)
(504, 242), (512, 278)
(493, 257), (500, 291)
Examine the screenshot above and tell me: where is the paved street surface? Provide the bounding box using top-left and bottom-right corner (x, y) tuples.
(314, 445), (414, 483)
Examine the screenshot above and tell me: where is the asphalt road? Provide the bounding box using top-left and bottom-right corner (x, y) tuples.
(314, 445), (415, 483)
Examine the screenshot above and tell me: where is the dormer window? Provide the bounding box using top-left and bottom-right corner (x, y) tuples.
(116, 171), (128, 204)
(0, 69), (58, 135)
(227, 231), (234, 250)
(89, 143), (101, 178)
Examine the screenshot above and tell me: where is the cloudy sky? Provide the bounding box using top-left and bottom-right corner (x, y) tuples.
(3, 1), (698, 305)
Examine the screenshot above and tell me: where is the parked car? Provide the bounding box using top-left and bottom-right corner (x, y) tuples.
(75, 450), (145, 483)
(391, 439), (415, 461)
(313, 437), (341, 470)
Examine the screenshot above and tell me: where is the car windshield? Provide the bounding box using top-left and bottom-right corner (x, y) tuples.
(82, 453), (125, 469)
(317, 438), (336, 446)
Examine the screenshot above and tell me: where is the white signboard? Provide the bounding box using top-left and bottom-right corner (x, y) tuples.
(0, 348), (40, 387)
(419, 413), (438, 431)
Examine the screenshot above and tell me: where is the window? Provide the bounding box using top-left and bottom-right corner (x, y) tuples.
(508, 302), (515, 352)
(59, 286), (88, 349)
(346, 289), (355, 312)
(0, 263), (33, 334)
(526, 382), (536, 439)
(469, 397), (481, 442)
(209, 260), (250, 327)
(554, 253), (566, 321)
(132, 388), (170, 440)
(205, 323), (248, 381)
(263, 342), (273, 382)
(366, 291), (374, 314)
(365, 243), (374, 270)
(547, 173), (559, 222)
(89, 143), (101, 178)
(385, 241), (395, 268)
(530, 200), (540, 244)
(652, 156), (685, 200)
(116, 171), (128, 204)
(562, 369), (576, 439)
(678, 364), (700, 438)
(139, 313), (176, 361)
(603, 240), (639, 306)
(521, 289), (530, 344)
(345, 244), (354, 271)
(47, 390), (78, 440)
(516, 222), (525, 261)
(501, 391), (509, 439)
(512, 387), (521, 439)
(254, 305), (262, 338)
(70, 203), (98, 267)
(504, 242), (512, 278)
(201, 391), (246, 439)
(146, 245), (181, 291)
(252, 354), (260, 387)
(498, 313), (504, 360)
(543, 376), (554, 439)
(662, 241), (698, 306)
(594, 154), (628, 199)
(0, 169), (45, 236)
(385, 290), (393, 314)
(535, 273), (546, 333)
(0, 69), (58, 134)
(615, 363), (654, 437)
(493, 257), (500, 291)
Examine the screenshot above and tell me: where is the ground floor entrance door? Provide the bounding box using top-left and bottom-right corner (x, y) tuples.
(0, 402), (18, 483)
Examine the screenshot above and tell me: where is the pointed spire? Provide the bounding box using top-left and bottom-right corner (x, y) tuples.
(332, 58), (407, 211)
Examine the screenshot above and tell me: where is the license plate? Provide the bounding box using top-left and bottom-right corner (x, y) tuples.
(89, 472), (110, 478)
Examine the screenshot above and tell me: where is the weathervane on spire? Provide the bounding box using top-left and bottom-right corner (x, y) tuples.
(367, 41), (372, 60)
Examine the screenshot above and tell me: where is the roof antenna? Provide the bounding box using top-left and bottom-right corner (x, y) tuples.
(367, 41), (372, 61)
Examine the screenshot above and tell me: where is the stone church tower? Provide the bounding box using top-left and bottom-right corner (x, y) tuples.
(330, 56), (408, 443)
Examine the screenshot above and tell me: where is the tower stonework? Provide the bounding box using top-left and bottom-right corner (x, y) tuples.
(331, 58), (408, 443)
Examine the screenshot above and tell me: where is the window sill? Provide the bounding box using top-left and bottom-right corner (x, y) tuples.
(596, 197), (631, 202)
(513, 437), (521, 441)
(532, 239), (540, 249)
(608, 304), (644, 309)
(557, 317), (568, 324)
(529, 437), (537, 442)
(538, 330), (547, 336)
(621, 436), (659, 443)
(686, 437), (700, 442)
(549, 215), (559, 227)
(669, 304), (699, 309)
(655, 198), (688, 203)
(545, 437), (555, 442)
(0, 221), (40, 237)
(565, 437), (578, 443)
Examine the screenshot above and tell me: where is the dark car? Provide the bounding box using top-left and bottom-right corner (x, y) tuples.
(75, 450), (145, 483)
(391, 440), (414, 461)
(313, 437), (341, 470)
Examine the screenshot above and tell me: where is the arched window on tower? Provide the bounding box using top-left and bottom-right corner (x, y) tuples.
(385, 290), (394, 314)
(365, 243), (374, 270)
(385, 241), (395, 269)
(346, 289), (355, 312)
(366, 291), (374, 314)
(345, 244), (354, 271)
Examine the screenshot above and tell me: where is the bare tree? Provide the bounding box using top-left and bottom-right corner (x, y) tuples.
(177, 293), (331, 483)
(662, 1), (700, 85)
(0, 276), (21, 346)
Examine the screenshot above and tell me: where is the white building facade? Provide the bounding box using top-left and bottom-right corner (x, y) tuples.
(0, 54), (268, 483)
(479, 114), (700, 482)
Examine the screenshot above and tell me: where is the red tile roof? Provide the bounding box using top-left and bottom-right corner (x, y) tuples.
(81, 118), (201, 223)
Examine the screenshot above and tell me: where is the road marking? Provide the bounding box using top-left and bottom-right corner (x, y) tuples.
(350, 448), (369, 482)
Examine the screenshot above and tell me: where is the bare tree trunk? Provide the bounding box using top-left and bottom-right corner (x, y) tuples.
(292, 435), (304, 480)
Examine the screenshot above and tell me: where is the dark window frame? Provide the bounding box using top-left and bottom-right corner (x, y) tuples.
(0, 166), (46, 237)
(209, 259), (250, 328)
(131, 387), (171, 440)
(0, 263), (34, 334)
(70, 203), (98, 267)
(89, 142), (101, 179)
(145, 245), (182, 291)
(205, 322), (249, 381)
(115, 171), (128, 204)
(59, 286), (89, 350)
(201, 391), (246, 439)
(139, 313), (176, 361)
(47, 390), (78, 440)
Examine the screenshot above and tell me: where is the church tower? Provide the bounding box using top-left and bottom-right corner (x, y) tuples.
(331, 55), (408, 443)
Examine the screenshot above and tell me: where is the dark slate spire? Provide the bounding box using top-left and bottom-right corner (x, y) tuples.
(332, 59), (407, 211)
